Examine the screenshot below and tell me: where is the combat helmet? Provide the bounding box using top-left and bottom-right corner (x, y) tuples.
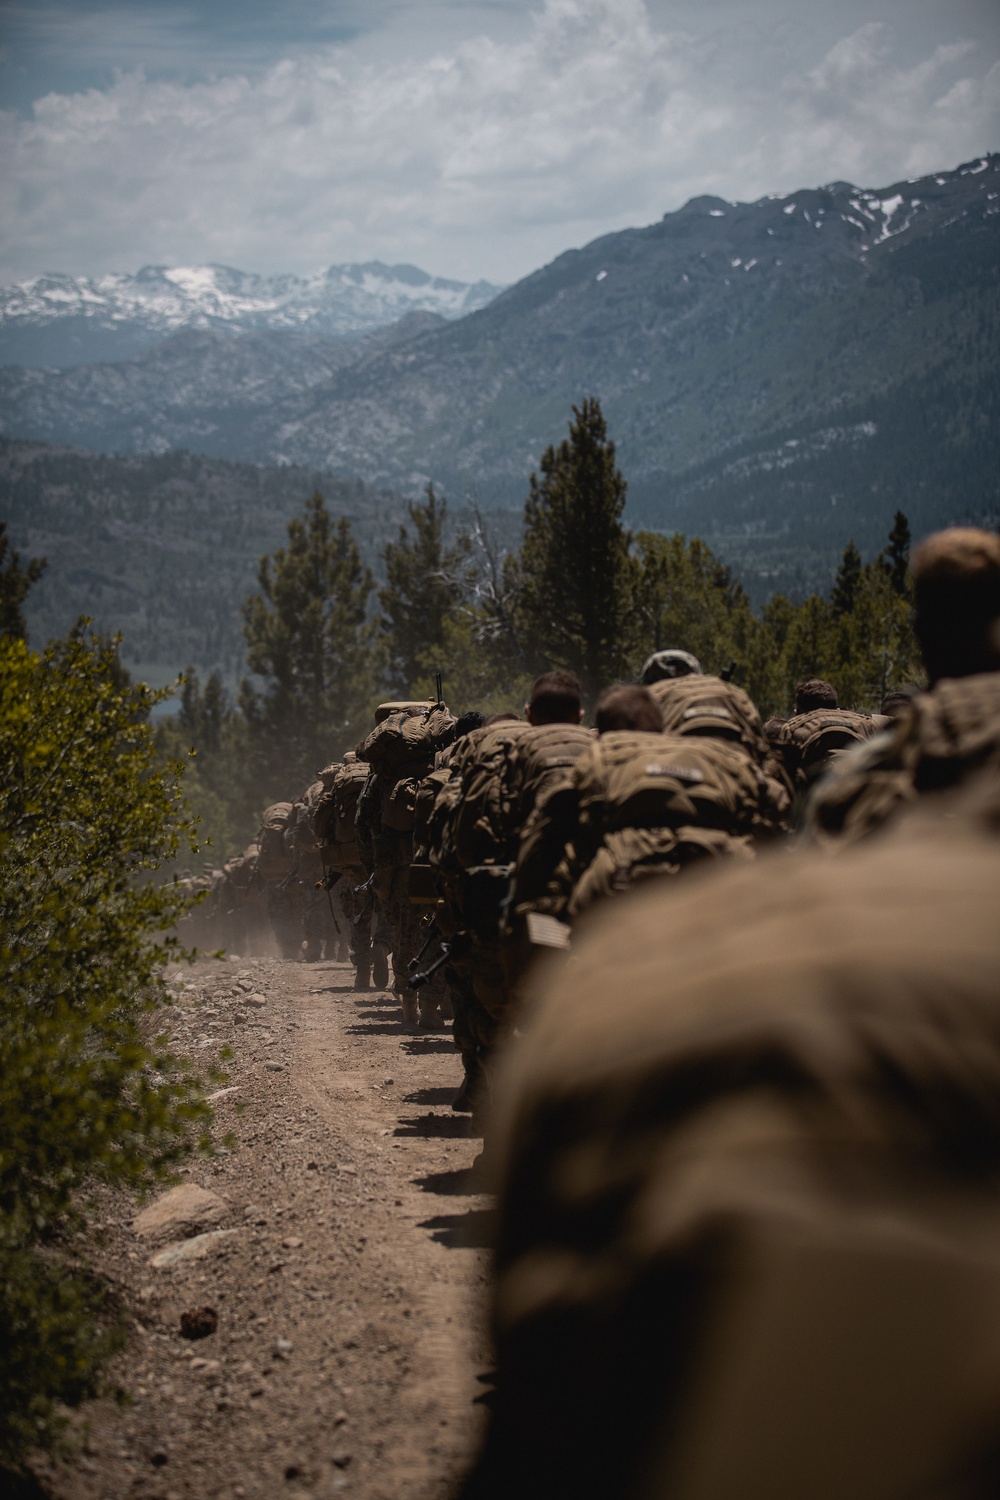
(640, 649), (703, 685)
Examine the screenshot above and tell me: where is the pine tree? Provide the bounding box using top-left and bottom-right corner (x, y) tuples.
(507, 398), (633, 701)
(630, 532), (757, 680)
(378, 484), (472, 697)
(240, 493), (376, 797)
(0, 524), (46, 641)
(831, 540), (863, 616)
(881, 511), (912, 595)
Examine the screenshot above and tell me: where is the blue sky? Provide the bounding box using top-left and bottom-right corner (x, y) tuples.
(1, 0), (997, 284)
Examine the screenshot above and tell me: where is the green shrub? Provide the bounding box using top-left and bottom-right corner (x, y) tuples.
(0, 629), (210, 1464)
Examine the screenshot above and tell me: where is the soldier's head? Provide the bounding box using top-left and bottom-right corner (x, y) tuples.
(526, 672), (584, 726)
(795, 679), (838, 713)
(762, 715), (787, 744)
(639, 648), (702, 685)
(594, 684), (662, 734)
(912, 527), (1000, 685)
(454, 710), (487, 738)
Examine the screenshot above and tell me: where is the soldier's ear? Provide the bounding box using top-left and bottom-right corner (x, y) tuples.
(525, 702), (534, 723)
(578, 708), (585, 723)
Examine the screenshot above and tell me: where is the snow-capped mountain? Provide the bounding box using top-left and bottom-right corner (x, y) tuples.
(0, 261), (503, 367)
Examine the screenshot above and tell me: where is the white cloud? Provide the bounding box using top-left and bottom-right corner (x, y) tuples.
(1, 0), (997, 283)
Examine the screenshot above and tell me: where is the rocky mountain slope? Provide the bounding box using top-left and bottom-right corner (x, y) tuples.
(1, 155), (996, 581)
(0, 261), (502, 366)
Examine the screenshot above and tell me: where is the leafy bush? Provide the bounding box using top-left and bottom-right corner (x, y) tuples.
(0, 628), (210, 1464)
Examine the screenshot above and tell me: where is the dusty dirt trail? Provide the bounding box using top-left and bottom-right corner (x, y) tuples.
(31, 954), (492, 1500)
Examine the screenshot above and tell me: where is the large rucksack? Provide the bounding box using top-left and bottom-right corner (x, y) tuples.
(450, 720), (536, 870)
(315, 758), (369, 868)
(256, 801), (295, 879)
(506, 722), (594, 827)
(356, 706), (456, 834)
(649, 675), (769, 760)
(807, 672), (1000, 846)
(779, 708), (879, 791)
(567, 731), (760, 917)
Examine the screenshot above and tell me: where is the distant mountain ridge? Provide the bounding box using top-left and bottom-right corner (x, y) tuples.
(0, 261), (503, 366)
(0, 155), (996, 583)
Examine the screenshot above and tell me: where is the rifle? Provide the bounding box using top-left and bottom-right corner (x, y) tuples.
(350, 872), (376, 934)
(720, 659), (738, 683)
(434, 671), (444, 708)
(409, 931), (471, 990)
(408, 914), (441, 974)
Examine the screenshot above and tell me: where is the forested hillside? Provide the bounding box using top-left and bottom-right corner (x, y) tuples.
(0, 441), (422, 683)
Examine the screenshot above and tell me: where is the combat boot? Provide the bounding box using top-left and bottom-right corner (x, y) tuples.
(400, 990), (420, 1028)
(372, 943), (389, 990)
(453, 1053), (484, 1114)
(354, 962), (370, 991)
(418, 997), (445, 1031)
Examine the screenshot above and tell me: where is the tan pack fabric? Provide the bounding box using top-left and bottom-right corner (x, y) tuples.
(778, 707), (879, 791)
(256, 801), (295, 879)
(356, 705), (455, 771)
(465, 799), (1000, 1500)
(807, 672), (1000, 846)
(451, 721), (535, 871)
(650, 674), (769, 758)
(314, 759), (369, 867)
(566, 731), (761, 916)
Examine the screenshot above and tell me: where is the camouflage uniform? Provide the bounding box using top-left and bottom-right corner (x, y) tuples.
(464, 786), (1000, 1500)
(257, 801), (301, 959)
(776, 704), (883, 806)
(510, 677), (791, 961)
(219, 842), (270, 956)
(356, 705), (457, 1021)
(288, 780), (346, 962)
(315, 755), (376, 985)
(805, 670), (1000, 848)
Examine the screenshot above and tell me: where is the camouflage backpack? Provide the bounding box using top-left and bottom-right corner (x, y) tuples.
(315, 758), (369, 868)
(779, 708), (879, 791)
(649, 674), (769, 761)
(289, 780), (326, 857)
(506, 722), (594, 827)
(357, 706), (456, 834)
(567, 731), (760, 917)
(450, 720), (536, 871)
(256, 801), (295, 879)
(807, 672), (1000, 847)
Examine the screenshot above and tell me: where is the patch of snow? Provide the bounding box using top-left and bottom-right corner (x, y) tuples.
(709, 209), (726, 217)
(744, 258), (758, 270)
(596, 270), (607, 281)
(879, 194), (904, 220)
(783, 204), (796, 215)
(730, 258), (742, 268)
(963, 158), (989, 175)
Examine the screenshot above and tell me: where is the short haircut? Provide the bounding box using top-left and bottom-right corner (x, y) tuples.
(454, 710), (487, 737)
(795, 679), (838, 713)
(762, 716), (787, 743)
(912, 528), (1000, 682)
(594, 684), (662, 734)
(529, 671), (582, 725)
